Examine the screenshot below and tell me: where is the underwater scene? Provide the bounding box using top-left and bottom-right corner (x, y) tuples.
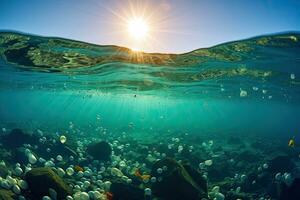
(0, 31), (300, 200)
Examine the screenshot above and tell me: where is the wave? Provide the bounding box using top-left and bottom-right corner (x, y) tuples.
(0, 31), (300, 99)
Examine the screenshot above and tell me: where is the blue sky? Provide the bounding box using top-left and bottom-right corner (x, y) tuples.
(1, 0), (300, 53)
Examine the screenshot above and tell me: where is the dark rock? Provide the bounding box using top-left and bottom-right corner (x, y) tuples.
(236, 150), (259, 163)
(110, 181), (144, 200)
(267, 181), (283, 199)
(207, 163), (231, 182)
(151, 158), (208, 200)
(256, 172), (272, 187)
(1, 128), (38, 148)
(25, 167), (72, 199)
(280, 178), (300, 200)
(0, 147), (13, 162)
(268, 155), (294, 173)
(0, 165), (9, 178)
(183, 164), (208, 194)
(13, 147), (30, 165)
(0, 189), (15, 200)
(87, 141), (112, 161)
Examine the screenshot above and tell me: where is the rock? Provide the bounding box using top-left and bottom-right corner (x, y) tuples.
(1, 128), (38, 148)
(151, 158), (208, 200)
(25, 167), (72, 199)
(87, 141), (112, 161)
(183, 164), (208, 193)
(0, 165), (9, 178)
(14, 147), (33, 164)
(236, 150), (259, 163)
(0, 189), (16, 200)
(268, 155), (294, 173)
(280, 178), (300, 200)
(110, 181), (144, 200)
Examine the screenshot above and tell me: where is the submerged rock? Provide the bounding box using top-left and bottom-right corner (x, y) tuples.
(280, 178), (300, 200)
(0, 189), (15, 200)
(87, 141), (112, 161)
(110, 181), (144, 200)
(268, 155), (294, 173)
(236, 150), (259, 163)
(25, 167), (72, 199)
(1, 128), (38, 148)
(0, 165), (9, 178)
(151, 158), (208, 200)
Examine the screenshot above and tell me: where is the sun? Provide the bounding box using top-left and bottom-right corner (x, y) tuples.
(127, 17), (149, 40)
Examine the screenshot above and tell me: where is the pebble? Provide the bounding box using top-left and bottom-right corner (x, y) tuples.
(7, 176), (17, 185)
(240, 89), (247, 97)
(39, 157), (46, 163)
(151, 177), (157, 183)
(18, 180), (28, 190)
(204, 159), (213, 166)
(42, 196), (51, 200)
(241, 174), (247, 182)
(157, 168), (163, 174)
(77, 171), (84, 178)
(56, 155), (63, 162)
(253, 86), (259, 91)
(126, 178), (132, 184)
(44, 160), (55, 167)
(14, 167), (23, 176)
(283, 172), (293, 186)
(66, 167), (75, 176)
(93, 191), (102, 199)
(60, 135), (67, 143)
(28, 153), (37, 164)
(57, 167), (65, 177)
(104, 181), (111, 191)
(66, 196), (74, 200)
(291, 73), (296, 80)
(111, 167), (123, 177)
(275, 173), (282, 181)
(77, 192), (89, 200)
(144, 188), (152, 196)
(1, 179), (11, 189)
(13, 185), (21, 194)
(215, 192), (225, 200)
(119, 161), (126, 168)
(83, 181), (91, 188)
(212, 186), (220, 193)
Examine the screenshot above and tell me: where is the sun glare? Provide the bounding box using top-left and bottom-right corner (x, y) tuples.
(127, 17), (149, 40)
(106, 1), (171, 51)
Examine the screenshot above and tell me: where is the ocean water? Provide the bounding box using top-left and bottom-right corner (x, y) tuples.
(1, 31), (300, 199)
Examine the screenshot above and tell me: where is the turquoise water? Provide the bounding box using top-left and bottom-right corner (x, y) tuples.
(0, 31), (300, 137)
(1, 31), (300, 199)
